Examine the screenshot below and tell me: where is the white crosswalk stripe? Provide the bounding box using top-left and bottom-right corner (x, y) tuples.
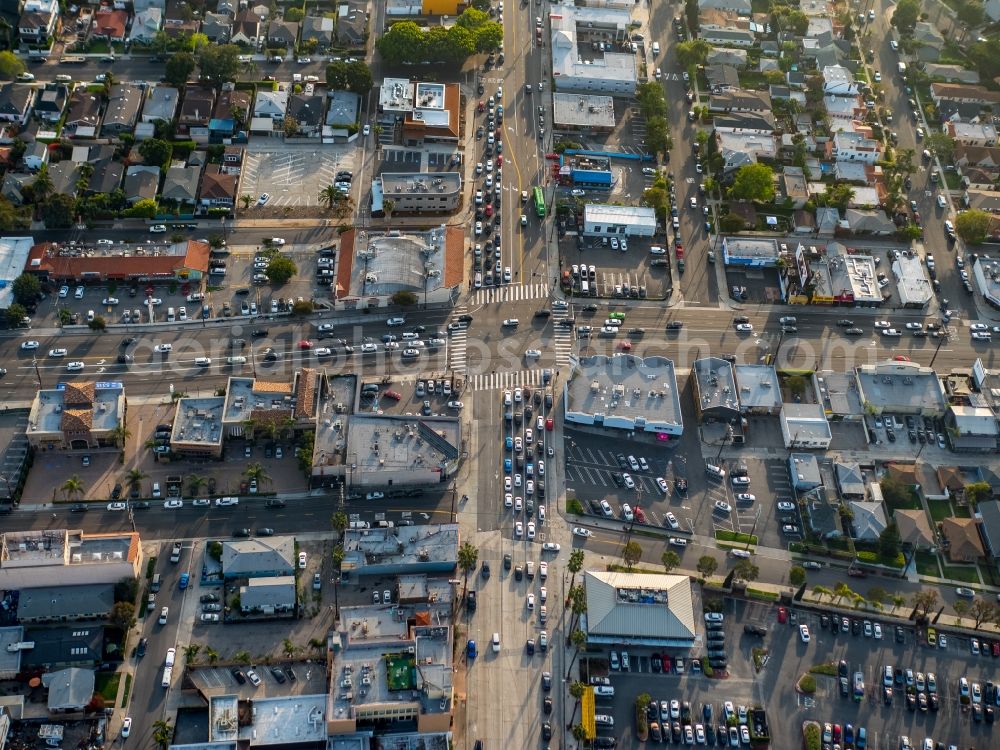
(472, 282), (549, 304)
(449, 306), (469, 373)
(550, 308), (573, 366)
(466, 369), (546, 392)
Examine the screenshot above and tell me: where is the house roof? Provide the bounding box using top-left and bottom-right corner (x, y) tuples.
(287, 92), (324, 126)
(0, 83), (33, 117)
(941, 516), (985, 560)
(584, 570), (696, 644)
(295, 368), (319, 419)
(48, 161), (81, 197)
(936, 465), (967, 493)
(850, 500), (888, 539)
(894, 508), (935, 548)
(93, 9), (129, 38)
(302, 15), (334, 41)
(221, 536), (295, 576)
(179, 87), (216, 125)
(268, 19), (298, 42)
(88, 157), (124, 195)
(835, 461), (866, 497)
(143, 86), (179, 122)
(42, 668), (95, 710)
(27, 239), (210, 280)
(978, 500), (1000, 558)
(18, 583), (113, 621)
(162, 165), (201, 202)
(65, 90), (102, 128)
(199, 168), (237, 201)
(124, 166), (160, 201)
(103, 84), (143, 130)
(845, 208), (895, 232)
(18, 10), (51, 30)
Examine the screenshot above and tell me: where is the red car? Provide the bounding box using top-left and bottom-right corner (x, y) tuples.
(661, 654), (672, 672)
(777, 607), (788, 624)
(545, 418), (554, 431)
(993, 641), (1000, 657)
(545, 153), (560, 160)
(496, 155), (503, 167)
(383, 390), (402, 401)
(298, 340), (313, 350)
(634, 506), (646, 524)
(477, 100), (485, 112)
(618, 341), (632, 351)
(485, 204), (493, 218)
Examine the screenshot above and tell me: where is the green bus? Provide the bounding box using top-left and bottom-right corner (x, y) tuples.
(533, 186), (546, 217)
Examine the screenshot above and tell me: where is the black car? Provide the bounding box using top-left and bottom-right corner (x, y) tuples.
(256, 528), (274, 537)
(481, 562), (490, 579)
(457, 314), (474, 323)
(285, 667), (296, 683)
(137, 638), (148, 658)
(650, 652), (662, 672)
(895, 626), (905, 643)
(232, 668), (247, 684)
(541, 723), (552, 741)
(851, 619), (862, 635)
(666, 321), (683, 329)
(616, 454), (629, 469)
(133, 501), (150, 509)
(743, 624), (767, 636)
(541, 672), (551, 691)
(200, 594), (220, 603)
(121, 337), (136, 346)
(111, 483), (122, 500)
(233, 528), (251, 538)
(71, 503), (88, 512)
(837, 319), (854, 327)
(270, 667), (287, 684)
(252, 329), (268, 337)
(543, 696), (553, 714)
(610, 472), (624, 487)
(265, 499), (286, 508)
(503, 553), (512, 570)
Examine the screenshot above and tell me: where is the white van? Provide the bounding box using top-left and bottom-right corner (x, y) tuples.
(652, 42), (660, 55)
(897, 62), (907, 75)
(161, 665), (173, 687)
(492, 633), (501, 653)
(580, 280), (590, 295)
(226, 356), (247, 365)
(55, 74), (73, 83)
(166, 307), (175, 322)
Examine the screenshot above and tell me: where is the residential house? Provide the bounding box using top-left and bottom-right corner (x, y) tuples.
(0, 83), (34, 125)
(706, 47), (748, 67)
(781, 167), (809, 208)
(705, 64), (741, 92)
(178, 86), (216, 134)
(947, 121), (998, 147)
(929, 83), (1000, 108)
(712, 112), (775, 134)
(64, 90), (102, 138)
(1, 173), (37, 205)
(161, 164), (201, 205)
(336, 0), (367, 46)
(940, 516), (984, 562)
(133, 0), (167, 11)
(924, 63), (980, 84)
(123, 165), (160, 204)
(286, 92), (324, 138)
(221, 537), (295, 579)
(141, 86), (179, 124)
(210, 87), (251, 141)
(955, 144), (1000, 172)
(250, 87), (288, 136)
(894, 508), (935, 550)
(221, 146), (244, 175)
(48, 160), (82, 197)
(129, 7), (162, 44)
(231, 9), (265, 46)
(816, 206), (839, 236)
(708, 88), (771, 113)
(833, 130), (882, 164)
(822, 65), (859, 96)
(845, 209), (895, 234)
(849, 500), (888, 541)
(23, 142), (48, 171)
(700, 27), (755, 47)
(102, 84), (143, 136)
(824, 94), (864, 123)
(301, 16), (334, 49)
(201, 11), (232, 42)
(268, 19), (298, 47)
(199, 166), (238, 207)
(834, 461), (866, 499)
(92, 9), (129, 41)
(163, 17), (199, 38)
(912, 21), (945, 63)
(18, 10), (58, 43)
(942, 404), (1000, 453)
(83, 146), (124, 196)
(978, 500), (1000, 570)
(697, 0), (752, 13)
(33, 84), (68, 123)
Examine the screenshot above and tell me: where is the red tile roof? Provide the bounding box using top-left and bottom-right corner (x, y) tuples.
(27, 240), (211, 281)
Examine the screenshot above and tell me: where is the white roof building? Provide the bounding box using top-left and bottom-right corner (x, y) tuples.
(550, 5), (637, 96)
(582, 571), (696, 648)
(582, 205), (657, 237)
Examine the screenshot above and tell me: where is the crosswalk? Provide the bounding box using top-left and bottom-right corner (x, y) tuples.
(472, 282), (550, 304)
(466, 368), (547, 392)
(551, 307), (573, 366)
(449, 305), (469, 374)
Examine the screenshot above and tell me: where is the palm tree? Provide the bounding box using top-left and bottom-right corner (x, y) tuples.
(125, 468), (146, 493)
(811, 585), (833, 602)
(319, 184), (340, 210)
(331, 511), (348, 538)
(567, 549), (584, 591)
(457, 542), (478, 600)
(564, 628), (587, 679)
(282, 638), (299, 658)
(205, 646), (219, 664)
(109, 423), (131, 449)
(33, 166), (54, 203)
(183, 644), (201, 662)
(383, 199), (396, 224)
(240, 194), (254, 210)
(233, 650), (251, 664)
(567, 680), (586, 727)
(834, 582), (854, 604)
(568, 584), (587, 633)
(152, 719), (173, 750)
(187, 474), (207, 497)
(61, 475), (84, 502)
(244, 463), (271, 489)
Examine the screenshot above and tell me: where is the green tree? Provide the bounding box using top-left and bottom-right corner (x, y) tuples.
(11, 273), (41, 307)
(924, 131), (955, 163)
(878, 474), (914, 507)
(0, 51), (25, 80)
(645, 116), (672, 158)
(789, 565), (806, 586)
(240, 193), (254, 210)
(187, 474), (207, 496)
(291, 299), (314, 315)
(912, 589), (939, 616)
(785, 375), (808, 398)
(661, 550), (681, 573)
(43, 193), (76, 228)
(457, 541), (478, 598)
(88, 315), (107, 331)
(568, 681), (586, 726)
(198, 44), (241, 87)
(635, 82), (667, 118)
(867, 586), (887, 610)
(891, 0), (920, 33)
(125, 468), (147, 493)
(969, 38), (1000, 81)
(955, 209), (991, 244)
(282, 638), (299, 658)
(696, 555), (718, 579)
(732, 559), (760, 584)
(731, 163), (775, 202)
(114, 576), (139, 603)
(331, 511), (349, 538)
(965, 482), (992, 506)
(391, 290), (418, 306)
(285, 6), (305, 21)
(378, 21), (428, 65)
(325, 60), (349, 89)
(969, 598), (999, 628)
(878, 521), (902, 560)
(244, 462), (271, 489)
(152, 719), (173, 750)
(319, 185), (343, 209)
(139, 138), (173, 170)
(812, 585), (833, 601)
(621, 540), (643, 570)
(473, 22), (504, 53)
(953, 599), (970, 618)
(109, 601), (136, 631)
(568, 548), (585, 590)
(674, 39), (711, 68)
(165, 52), (197, 87)
(265, 255), (297, 284)
(5, 302), (26, 328)
(957, 0), (986, 27)
(61, 474), (85, 501)
(776, 8), (809, 35)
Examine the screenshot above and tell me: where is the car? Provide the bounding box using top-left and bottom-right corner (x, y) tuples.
(48, 348), (68, 358)
(298, 551), (307, 569)
(735, 323), (753, 332)
(572, 527), (592, 538)
(121, 718), (132, 738)
(65, 361), (85, 371)
(799, 624), (810, 642)
(714, 500), (733, 514)
(956, 586), (976, 598)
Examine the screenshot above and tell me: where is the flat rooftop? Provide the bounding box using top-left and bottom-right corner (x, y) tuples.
(347, 415), (460, 473)
(694, 358), (741, 414)
(826, 243), (881, 302)
(818, 370), (865, 416)
(722, 237), (781, 261)
(379, 78), (415, 111)
(351, 226), (455, 297)
(1, 529), (135, 568)
(566, 355), (683, 432)
(553, 93), (616, 128)
(224, 376), (295, 425)
(379, 172), (461, 197)
(782, 403), (833, 441)
(0, 237), (34, 311)
(583, 204), (657, 226)
(246, 695), (326, 745)
(312, 375), (357, 476)
(341, 524), (459, 574)
(892, 253), (933, 305)
(30, 382), (124, 436)
(734, 365), (783, 411)
(973, 256), (1000, 306)
(855, 361), (947, 412)
(171, 396), (225, 448)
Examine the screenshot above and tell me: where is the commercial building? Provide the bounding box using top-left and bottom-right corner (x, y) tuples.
(550, 5), (637, 96)
(692, 358), (741, 424)
(26, 239), (211, 284)
(733, 365), (782, 415)
(720, 237), (783, 267)
(27, 381), (126, 452)
(891, 252), (933, 308)
(0, 529), (141, 591)
(972, 255), (1000, 309)
(221, 537), (296, 580)
(239, 576), (296, 615)
(336, 226), (464, 307)
(942, 404), (1000, 453)
(552, 93), (616, 132)
(342, 415), (461, 488)
(581, 571), (697, 648)
(374, 172), (462, 214)
(341, 524), (459, 577)
(564, 355), (683, 437)
(582, 205), (657, 238)
(854, 360), (947, 417)
(789, 453), (822, 491)
(0, 237), (34, 313)
(557, 155), (613, 191)
(780, 403), (832, 449)
(377, 78), (460, 144)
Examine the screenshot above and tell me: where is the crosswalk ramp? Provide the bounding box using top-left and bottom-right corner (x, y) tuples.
(449, 305), (469, 373)
(551, 309), (573, 366)
(472, 282), (549, 304)
(466, 369), (546, 392)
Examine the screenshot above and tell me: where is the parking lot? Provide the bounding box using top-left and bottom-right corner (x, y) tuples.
(241, 146), (357, 207)
(558, 231), (673, 300)
(585, 597), (998, 749)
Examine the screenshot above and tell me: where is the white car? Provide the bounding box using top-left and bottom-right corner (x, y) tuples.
(736, 493), (756, 503)
(972, 332), (992, 341)
(194, 357), (211, 367)
(515, 521), (524, 537)
(121, 718), (132, 738)
(656, 477), (669, 493)
(731, 476), (750, 487)
(362, 124), (370, 136)
(107, 502), (127, 511)
(66, 361), (85, 371)
(48, 348), (67, 357)
(298, 551), (307, 569)
(714, 500), (732, 514)
(525, 349), (542, 358)
(58, 285), (69, 298)
(570, 189), (586, 197)
(164, 499), (183, 509)
(447, 400), (464, 410)
(74, 286), (85, 299)
(777, 501), (796, 511)
(668, 537), (688, 548)
(20, 340), (39, 350)
(665, 512), (680, 530)
(874, 320), (891, 329)
(527, 521), (536, 539)
(149, 224), (167, 233)
(622, 473), (635, 489)
(904, 322), (923, 330)
(735, 323), (754, 332)
(572, 527), (592, 538)
(542, 542), (560, 552)
(799, 624), (810, 643)
(970, 323), (989, 332)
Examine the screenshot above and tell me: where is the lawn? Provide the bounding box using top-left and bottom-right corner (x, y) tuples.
(94, 672), (121, 702)
(953, 505), (972, 518)
(914, 551), (940, 577)
(941, 564), (980, 584)
(927, 501), (953, 522)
